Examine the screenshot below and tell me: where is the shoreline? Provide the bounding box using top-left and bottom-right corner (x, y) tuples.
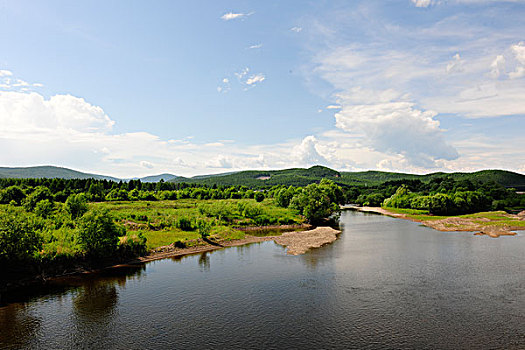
(348, 205), (524, 238)
(1, 225), (340, 296)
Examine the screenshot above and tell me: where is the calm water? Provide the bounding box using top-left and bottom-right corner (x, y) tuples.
(1, 211), (524, 349)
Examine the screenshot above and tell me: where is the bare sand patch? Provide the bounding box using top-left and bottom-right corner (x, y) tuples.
(274, 227), (341, 255)
(353, 206), (522, 238)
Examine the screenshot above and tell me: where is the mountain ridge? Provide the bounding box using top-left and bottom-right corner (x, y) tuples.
(0, 165), (524, 190)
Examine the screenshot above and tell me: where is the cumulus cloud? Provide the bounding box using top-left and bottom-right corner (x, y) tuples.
(292, 136), (329, 166)
(248, 44), (262, 49)
(0, 91), (114, 135)
(334, 100), (458, 167)
(290, 26), (303, 32)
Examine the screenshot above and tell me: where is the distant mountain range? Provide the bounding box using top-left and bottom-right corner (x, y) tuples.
(0, 166), (177, 183)
(1, 165), (524, 190)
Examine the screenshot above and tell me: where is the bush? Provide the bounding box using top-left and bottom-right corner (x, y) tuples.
(176, 217), (194, 231)
(65, 193), (88, 219)
(77, 208), (124, 257)
(35, 199), (55, 218)
(23, 186), (54, 211)
(0, 208), (43, 262)
(254, 192), (265, 202)
(119, 232), (147, 256)
(196, 219), (212, 239)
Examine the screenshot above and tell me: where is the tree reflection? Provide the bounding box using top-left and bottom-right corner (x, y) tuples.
(0, 303), (41, 349)
(198, 252), (210, 271)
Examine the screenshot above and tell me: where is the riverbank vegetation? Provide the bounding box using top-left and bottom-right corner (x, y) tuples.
(0, 178), (345, 286)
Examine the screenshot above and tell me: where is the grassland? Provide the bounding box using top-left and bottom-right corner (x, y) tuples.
(90, 198), (304, 250)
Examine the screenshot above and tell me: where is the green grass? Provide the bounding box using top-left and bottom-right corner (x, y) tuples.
(383, 207), (525, 229)
(141, 229), (200, 249)
(91, 198), (303, 249)
(382, 207), (447, 221)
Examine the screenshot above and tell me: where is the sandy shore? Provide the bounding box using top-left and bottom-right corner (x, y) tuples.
(351, 206), (523, 238)
(125, 226), (341, 265)
(274, 227), (342, 255)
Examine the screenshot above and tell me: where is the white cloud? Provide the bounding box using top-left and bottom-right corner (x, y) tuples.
(446, 53), (464, 73)
(334, 100), (458, 167)
(290, 26), (303, 32)
(0, 91), (114, 134)
(140, 161), (154, 169)
(490, 55), (506, 78)
(221, 12), (252, 21)
(245, 73), (265, 85)
(292, 136), (329, 166)
(0, 70), (13, 77)
(206, 155), (233, 168)
(235, 67), (249, 80)
(508, 66), (525, 79)
(511, 42), (525, 64)
(326, 105), (341, 109)
(248, 44), (262, 49)
(411, 0), (433, 7)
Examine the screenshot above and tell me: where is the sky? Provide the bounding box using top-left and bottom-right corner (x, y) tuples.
(0, 0), (524, 178)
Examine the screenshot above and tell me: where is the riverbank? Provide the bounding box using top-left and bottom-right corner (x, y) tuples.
(130, 225), (339, 263)
(349, 206), (525, 237)
(1, 225), (339, 296)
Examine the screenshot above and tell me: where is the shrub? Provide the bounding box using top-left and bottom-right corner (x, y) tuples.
(35, 199), (55, 218)
(0, 208), (43, 262)
(254, 192), (265, 202)
(65, 193), (88, 219)
(76, 208), (124, 257)
(176, 217), (194, 231)
(196, 219), (212, 239)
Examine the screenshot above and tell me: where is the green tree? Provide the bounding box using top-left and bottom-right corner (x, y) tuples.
(290, 184), (339, 224)
(66, 193), (88, 219)
(0, 186), (26, 205)
(77, 208), (124, 256)
(23, 186), (54, 211)
(196, 219), (212, 239)
(35, 199), (55, 218)
(0, 208), (43, 262)
(254, 192), (265, 202)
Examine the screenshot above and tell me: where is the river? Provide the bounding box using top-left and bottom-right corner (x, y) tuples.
(1, 210), (524, 349)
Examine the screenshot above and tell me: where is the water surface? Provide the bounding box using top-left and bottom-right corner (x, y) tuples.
(1, 211), (524, 349)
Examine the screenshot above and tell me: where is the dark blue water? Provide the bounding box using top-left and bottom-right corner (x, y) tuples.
(1, 211), (524, 349)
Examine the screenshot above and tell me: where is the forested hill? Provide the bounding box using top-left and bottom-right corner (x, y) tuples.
(171, 166), (342, 187)
(171, 166), (525, 190)
(1, 165), (524, 190)
(0, 166), (120, 181)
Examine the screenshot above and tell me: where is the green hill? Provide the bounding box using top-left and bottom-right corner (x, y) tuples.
(0, 166), (120, 181)
(171, 165), (341, 187)
(171, 166), (525, 189)
(1, 165), (523, 190)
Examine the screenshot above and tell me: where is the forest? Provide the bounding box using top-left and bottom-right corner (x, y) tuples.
(0, 173), (523, 279)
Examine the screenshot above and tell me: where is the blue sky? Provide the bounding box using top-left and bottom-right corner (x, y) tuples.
(0, 0), (524, 177)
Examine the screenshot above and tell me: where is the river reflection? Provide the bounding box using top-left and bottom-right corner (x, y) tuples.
(0, 211), (524, 349)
